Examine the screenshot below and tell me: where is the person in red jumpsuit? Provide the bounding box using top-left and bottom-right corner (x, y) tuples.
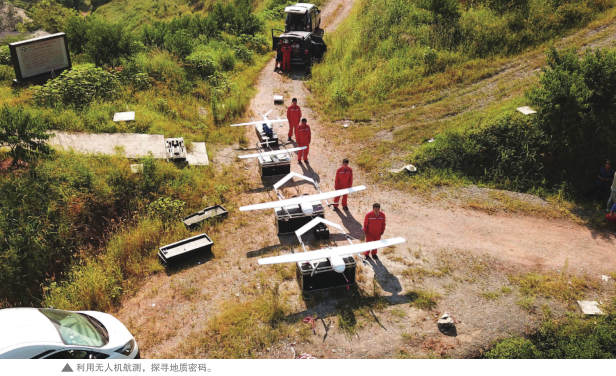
(287, 98), (302, 141)
(296, 118), (311, 163)
(607, 203), (616, 224)
(363, 203), (386, 258)
(281, 39), (292, 72)
(333, 158), (353, 210)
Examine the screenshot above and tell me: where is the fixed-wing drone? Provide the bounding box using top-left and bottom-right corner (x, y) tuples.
(239, 184), (366, 213)
(230, 109), (287, 147)
(257, 216), (406, 274)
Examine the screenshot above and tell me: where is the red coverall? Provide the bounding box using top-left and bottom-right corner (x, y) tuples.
(333, 165), (353, 207)
(363, 210), (386, 256)
(296, 123), (311, 161)
(287, 104), (302, 138)
(606, 214), (616, 224)
(281, 44), (292, 72)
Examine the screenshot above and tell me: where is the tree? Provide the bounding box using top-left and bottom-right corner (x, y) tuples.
(527, 46), (616, 189)
(0, 105), (52, 166)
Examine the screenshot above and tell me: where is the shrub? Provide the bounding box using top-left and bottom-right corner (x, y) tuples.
(0, 65), (14, 82)
(84, 16), (142, 67)
(132, 50), (187, 89)
(484, 337), (541, 358)
(33, 66), (120, 108)
(0, 46), (11, 66)
(65, 15), (90, 55)
(415, 114), (546, 190)
(0, 105), (52, 166)
(164, 30), (196, 58)
(186, 50), (218, 77)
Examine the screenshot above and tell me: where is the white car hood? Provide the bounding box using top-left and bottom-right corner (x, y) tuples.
(0, 309), (62, 351)
(82, 311), (134, 349)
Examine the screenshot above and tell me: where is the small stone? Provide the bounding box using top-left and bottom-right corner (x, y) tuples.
(332, 349), (336, 353)
(152, 304), (156, 307)
(601, 275), (611, 282)
(437, 312), (455, 330)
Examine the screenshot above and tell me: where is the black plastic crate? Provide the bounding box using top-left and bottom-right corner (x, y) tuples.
(275, 203), (324, 234)
(258, 154), (291, 178)
(313, 223), (329, 240)
(158, 233), (213, 265)
(296, 256), (356, 292)
(182, 205), (228, 228)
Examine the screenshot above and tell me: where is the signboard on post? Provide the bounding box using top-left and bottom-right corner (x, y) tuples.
(8, 32), (71, 84)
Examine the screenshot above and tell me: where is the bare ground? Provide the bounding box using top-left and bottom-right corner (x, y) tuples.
(114, 1), (616, 359)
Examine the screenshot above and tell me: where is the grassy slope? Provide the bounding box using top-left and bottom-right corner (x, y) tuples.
(94, 0), (211, 31)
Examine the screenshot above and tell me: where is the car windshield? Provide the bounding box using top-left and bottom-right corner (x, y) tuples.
(39, 309), (108, 347)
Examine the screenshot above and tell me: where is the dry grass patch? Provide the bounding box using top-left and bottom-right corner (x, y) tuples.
(509, 268), (601, 304)
(406, 290), (441, 310)
(175, 288), (310, 359)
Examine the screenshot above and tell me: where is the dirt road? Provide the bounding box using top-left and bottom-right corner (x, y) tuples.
(116, 0), (616, 359)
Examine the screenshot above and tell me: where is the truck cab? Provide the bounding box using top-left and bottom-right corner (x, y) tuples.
(284, 3), (321, 33)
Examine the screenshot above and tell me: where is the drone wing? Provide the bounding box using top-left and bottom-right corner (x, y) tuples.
(237, 147), (306, 159)
(230, 119), (288, 127)
(239, 186), (366, 212)
(257, 237), (406, 265)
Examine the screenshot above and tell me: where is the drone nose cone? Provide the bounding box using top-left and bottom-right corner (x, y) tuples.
(330, 255), (345, 273)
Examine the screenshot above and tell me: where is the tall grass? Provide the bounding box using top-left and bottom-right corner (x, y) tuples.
(310, 0), (616, 118)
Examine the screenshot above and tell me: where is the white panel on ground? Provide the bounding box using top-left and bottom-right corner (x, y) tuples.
(187, 142), (209, 166)
(516, 106), (537, 115)
(113, 111), (136, 122)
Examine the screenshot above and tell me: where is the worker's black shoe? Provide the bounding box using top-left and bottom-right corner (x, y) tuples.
(288, 137), (293, 142)
(372, 254), (379, 260)
(343, 206), (349, 210)
(332, 205), (339, 210)
(364, 254), (372, 259)
(304, 160), (309, 163)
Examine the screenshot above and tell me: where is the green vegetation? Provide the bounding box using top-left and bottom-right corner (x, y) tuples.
(416, 47), (616, 193)
(311, 0), (614, 118)
(0, 151), (248, 308)
(310, 0), (616, 200)
(484, 302), (616, 358)
(0, 0), (290, 309)
(0, 105), (52, 166)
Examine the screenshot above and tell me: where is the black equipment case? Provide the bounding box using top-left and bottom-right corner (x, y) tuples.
(275, 202), (325, 234)
(258, 154), (291, 178)
(158, 233), (213, 265)
(313, 222), (329, 240)
(182, 205), (228, 228)
(296, 256), (357, 292)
